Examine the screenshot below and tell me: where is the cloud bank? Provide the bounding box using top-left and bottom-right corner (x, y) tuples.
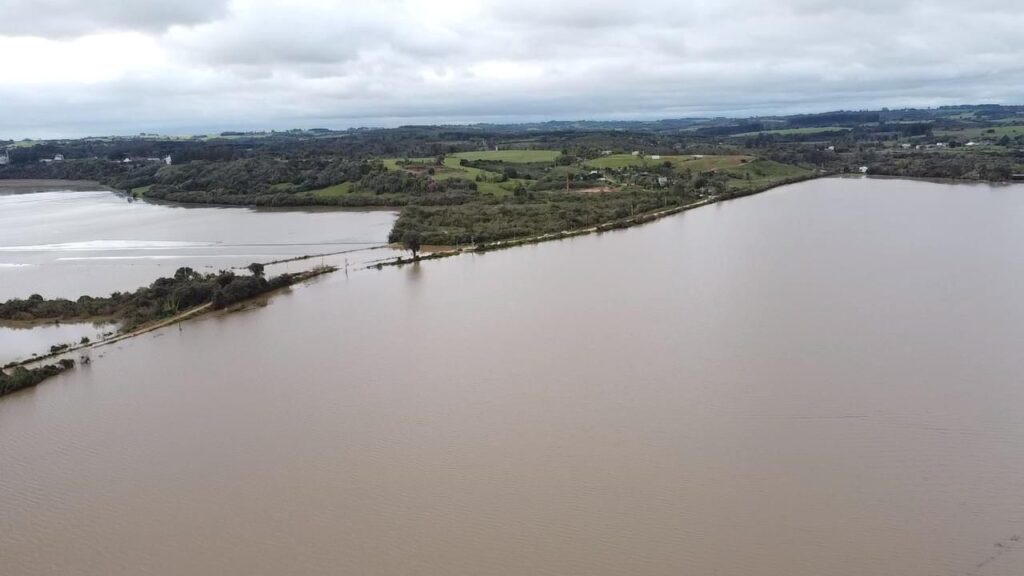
(1, 0), (1022, 137)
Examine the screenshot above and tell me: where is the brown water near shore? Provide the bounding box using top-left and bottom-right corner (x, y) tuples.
(3, 176), (1024, 575)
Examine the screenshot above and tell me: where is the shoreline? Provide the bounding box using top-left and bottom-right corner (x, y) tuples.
(3, 170), (1013, 396)
(377, 172), (829, 268)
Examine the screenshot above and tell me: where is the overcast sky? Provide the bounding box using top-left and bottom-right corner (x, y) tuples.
(1, 0), (1023, 138)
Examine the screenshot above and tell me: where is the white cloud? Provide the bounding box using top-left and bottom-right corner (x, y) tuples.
(1, 0), (1023, 138)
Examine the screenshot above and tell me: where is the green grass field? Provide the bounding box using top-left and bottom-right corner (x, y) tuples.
(381, 156), (525, 196)
(450, 150), (561, 163)
(310, 182), (353, 198)
(934, 124), (1024, 141)
(584, 154), (755, 171)
(730, 126), (850, 138)
(720, 159), (812, 191)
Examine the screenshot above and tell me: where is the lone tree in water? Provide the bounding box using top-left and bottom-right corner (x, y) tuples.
(402, 231), (422, 259)
(247, 262), (265, 277)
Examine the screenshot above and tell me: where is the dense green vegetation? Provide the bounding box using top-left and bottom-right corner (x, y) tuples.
(3, 104), (1022, 248)
(0, 359), (75, 397)
(0, 266), (312, 330)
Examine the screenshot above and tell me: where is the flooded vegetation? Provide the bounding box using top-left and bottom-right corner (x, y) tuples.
(3, 177), (1024, 574)
(0, 185), (397, 300)
(0, 183), (398, 365)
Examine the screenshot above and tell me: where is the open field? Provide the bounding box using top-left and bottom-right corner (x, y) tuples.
(381, 156), (527, 196)
(450, 150), (561, 163)
(584, 154), (755, 171)
(934, 124), (1024, 141)
(730, 126), (851, 137)
(720, 159), (812, 191)
(311, 182), (353, 198)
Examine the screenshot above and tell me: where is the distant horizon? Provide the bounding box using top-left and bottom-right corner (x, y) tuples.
(4, 102), (1022, 142)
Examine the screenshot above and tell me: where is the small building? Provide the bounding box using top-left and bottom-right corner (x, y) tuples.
(900, 143), (912, 149)
(601, 150), (613, 156)
(0, 150), (9, 165)
(651, 155), (662, 160)
(53, 153), (64, 162)
(657, 176), (669, 187)
(164, 155), (172, 165)
(858, 166), (869, 174)
(631, 151), (640, 156)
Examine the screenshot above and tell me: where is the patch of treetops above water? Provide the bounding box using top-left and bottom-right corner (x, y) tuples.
(0, 264), (307, 331)
(0, 359), (75, 397)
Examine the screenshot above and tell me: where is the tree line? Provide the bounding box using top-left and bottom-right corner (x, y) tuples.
(0, 266), (306, 331)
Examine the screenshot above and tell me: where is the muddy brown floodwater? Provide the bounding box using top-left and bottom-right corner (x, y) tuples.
(3, 176), (1024, 575)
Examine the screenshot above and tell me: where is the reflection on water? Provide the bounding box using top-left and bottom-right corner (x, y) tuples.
(0, 184), (398, 365)
(0, 322), (111, 365)
(2, 177), (1024, 575)
(0, 187), (398, 300)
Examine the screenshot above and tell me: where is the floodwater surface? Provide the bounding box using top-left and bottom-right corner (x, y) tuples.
(0, 183), (398, 362)
(2, 177), (1024, 575)
(0, 185), (398, 300)
(0, 322), (112, 365)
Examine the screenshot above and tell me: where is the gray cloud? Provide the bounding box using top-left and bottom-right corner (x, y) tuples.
(0, 0), (229, 38)
(1, 0), (1023, 138)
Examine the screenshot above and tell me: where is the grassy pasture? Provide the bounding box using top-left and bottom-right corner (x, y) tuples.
(584, 154), (755, 171)
(383, 156), (526, 196)
(451, 150), (561, 163)
(730, 126), (851, 137)
(934, 124), (1024, 141)
(719, 159), (812, 191)
(310, 182), (353, 198)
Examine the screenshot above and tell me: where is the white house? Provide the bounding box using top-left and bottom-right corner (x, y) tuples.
(0, 149), (9, 165)
(858, 166), (869, 174)
(651, 155), (662, 160)
(53, 153), (64, 162)
(631, 151), (640, 156)
(164, 155), (172, 165)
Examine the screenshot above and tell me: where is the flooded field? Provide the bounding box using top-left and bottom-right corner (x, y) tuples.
(0, 182), (398, 362)
(0, 184), (398, 301)
(2, 177), (1024, 575)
